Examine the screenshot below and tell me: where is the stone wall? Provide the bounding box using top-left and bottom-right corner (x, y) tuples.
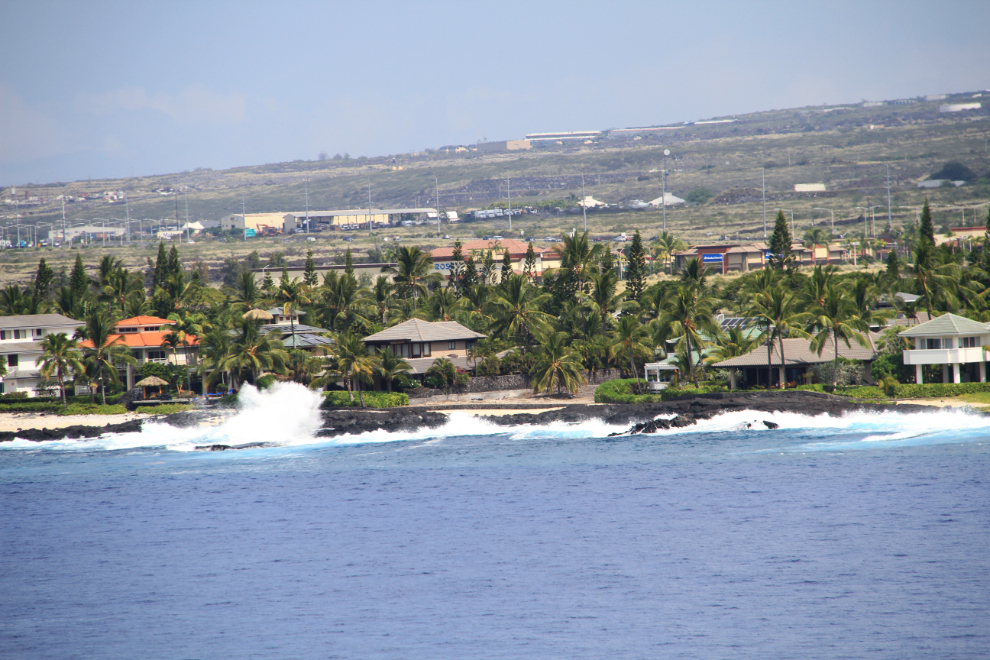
(407, 370), (619, 399)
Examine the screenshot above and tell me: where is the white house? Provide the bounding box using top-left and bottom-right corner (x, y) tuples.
(0, 314), (83, 396)
(899, 313), (990, 384)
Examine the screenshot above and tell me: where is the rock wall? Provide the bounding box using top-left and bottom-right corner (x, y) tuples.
(408, 370), (619, 399)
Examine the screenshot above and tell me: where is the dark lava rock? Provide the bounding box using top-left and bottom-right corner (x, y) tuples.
(195, 441), (275, 451)
(317, 409), (448, 438)
(0, 419), (144, 443)
(764, 420), (779, 429)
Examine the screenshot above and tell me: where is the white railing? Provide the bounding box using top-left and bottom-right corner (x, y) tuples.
(903, 347), (987, 365)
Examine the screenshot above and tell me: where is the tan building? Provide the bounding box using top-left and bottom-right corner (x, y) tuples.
(282, 208), (437, 232)
(362, 319), (486, 374)
(0, 314), (83, 396)
(219, 213), (289, 233)
(430, 239), (561, 279)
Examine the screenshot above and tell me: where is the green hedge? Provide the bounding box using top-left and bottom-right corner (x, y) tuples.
(841, 382), (990, 400)
(594, 379), (727, 404)
(0, 401), (59, 413)
(322, 391), (410, 408)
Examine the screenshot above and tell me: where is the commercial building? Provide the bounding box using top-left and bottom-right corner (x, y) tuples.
(0, 314), (83, 396)
(219, 213), (289, 233)
(282, 208), (437, 232)
(476, 140), (532, 153)
(430, 239), (561, 279)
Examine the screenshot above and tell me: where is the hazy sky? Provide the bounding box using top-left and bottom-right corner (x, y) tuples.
(2, 0), (988, 185)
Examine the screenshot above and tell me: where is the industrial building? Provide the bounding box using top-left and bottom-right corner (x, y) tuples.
(219, 213), (290, 233)
(282, 208), (437, 232)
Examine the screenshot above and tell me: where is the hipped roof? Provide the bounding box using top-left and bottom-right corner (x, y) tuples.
(363, 318), (485, 343)
(713, 336), (876, 368)
(898, 312), (990, 337)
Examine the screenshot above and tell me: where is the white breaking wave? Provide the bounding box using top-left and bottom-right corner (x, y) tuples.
(2, 393), (988, 454)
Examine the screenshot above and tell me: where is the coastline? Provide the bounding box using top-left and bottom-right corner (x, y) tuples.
(1, 390), (984, 445)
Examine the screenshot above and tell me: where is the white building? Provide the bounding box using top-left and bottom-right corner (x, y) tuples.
(0, 314), (83, 396)
(899, 313), (990, 384)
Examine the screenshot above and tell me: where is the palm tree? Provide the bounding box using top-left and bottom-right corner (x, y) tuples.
(277, 276), (311, 348)
(553, 230), (597, 292)
(911, 240), (960, 318)
(804, 263), (838, 309)
(166, 312), (204, 392)
(679, 257), (712, 288)
(374, 349), (412, 393)
(485, 274), (553, 345)
(218, 319), (289, 388)
(197, 325), (234, 392)
(285, 349), (323, 386)
(531, 330), (587, 395)
(54, 286), (87, 321)
(370, 275), (392, 325)
(802, 227), (832, 252)
(582, 269), (632, 329)
(428, 287), (461, 322)
(652, 231), (688, 274)
(657, 285), (722, 386)
(38, 332), (84, 410)
(608, 315), (651, 390)
(381, 246), (441, 299)
(746, 287), (809, 389)
(332, 331), (375, 406)
(231, 270), (264, 313)
(807, 285), (872, 388)
(704, 326), (759, 364)
(77, 309), (136, 405)
(318, 274), (371, 332)
(425, 357), (459, 399)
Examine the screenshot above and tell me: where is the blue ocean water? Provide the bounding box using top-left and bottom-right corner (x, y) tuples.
(2, 385), (989, 659)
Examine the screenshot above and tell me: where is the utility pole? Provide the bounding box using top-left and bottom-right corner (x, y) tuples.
(305, 178), (309, 234)
(762, 167), (767, 239)
(368, 176), (373, 237)
(435, 176), (441, 234)
(242, 194), (246, 242)
(506, 172), (512, 233)
(581, 174), (588, 232)
(663, 149), (670, 233)
(885, 164), (893, 231)
(184, 192), (191, 243)
(61, 196), (66, 244)
(125, 192), (130, 243)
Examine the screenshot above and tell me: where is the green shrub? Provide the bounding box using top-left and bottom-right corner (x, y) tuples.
(0, 401), (58, 413)
(0, 392), (30, 400)
(256, 375), (277, 390)
(136, 403), (194, 415)
(322, 391), (410, 408)
(594, 379), (726, 404)
(59, 403), (129, 416)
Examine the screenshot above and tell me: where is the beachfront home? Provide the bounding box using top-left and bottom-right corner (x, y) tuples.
(712, 336), (878, 389)
(79, 316), (199, 391)
(0, 314), (84, 396)
(898, 313), (990, 384)
(362, 319), (486, 375)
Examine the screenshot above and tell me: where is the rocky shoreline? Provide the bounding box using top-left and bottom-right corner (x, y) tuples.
(0, 391), (967, 446)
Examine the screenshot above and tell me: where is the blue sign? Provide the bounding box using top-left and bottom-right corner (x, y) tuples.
(701, 253), (724, 263)
(763, 250), (772, 259)
(244, 228), (256, 238)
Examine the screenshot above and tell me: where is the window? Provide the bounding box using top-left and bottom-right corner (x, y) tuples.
(0, 330), (5, 340)
(0, 382), (4, 394)
(422, 343), (431, 357)
(12, 329), (21, 340)
(148, 350), (166, 361)
(448, 341), (456, 350)
(466, 340), (476, 351)
(34, 329), (42, 337)
(412, 343), (421, 358)
(961, 336), (981, 348)
(7, 355), (18, 368)
(925, 338), (942, 350)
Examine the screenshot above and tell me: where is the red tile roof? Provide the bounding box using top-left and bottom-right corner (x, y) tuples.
(115, 315), (173, 327)
(79, 331), (199, 349)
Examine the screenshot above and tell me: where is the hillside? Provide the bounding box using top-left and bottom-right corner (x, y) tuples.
(1, 89), (989, 285)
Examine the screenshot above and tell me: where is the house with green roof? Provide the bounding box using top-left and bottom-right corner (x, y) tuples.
(899, 313), (990, 384)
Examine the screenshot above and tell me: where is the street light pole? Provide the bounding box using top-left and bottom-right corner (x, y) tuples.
(885, 164), (893, 232)
(435, 176), (441, 235)
(581, 174), (588, 232)
(762, 166), (767, 239)
(506, 171), (512, 233)
(663, 149), (670, 233)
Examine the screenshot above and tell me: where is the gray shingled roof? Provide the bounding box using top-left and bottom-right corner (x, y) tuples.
(0, 314), (81, 329)
(363, 319), (486, 343)
(898, 313), (990, 337)
(713, 335), (876, 368)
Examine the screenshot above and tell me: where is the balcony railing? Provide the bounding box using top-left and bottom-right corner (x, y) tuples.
(903, 347), (987, 365)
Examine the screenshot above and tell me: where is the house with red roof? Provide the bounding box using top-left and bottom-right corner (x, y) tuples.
(79, 316), (199, 390)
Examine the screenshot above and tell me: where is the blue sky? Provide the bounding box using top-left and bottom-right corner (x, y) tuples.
(2, 0), (988, 185)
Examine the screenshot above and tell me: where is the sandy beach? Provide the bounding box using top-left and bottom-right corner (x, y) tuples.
(0, 412), (148, 433)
